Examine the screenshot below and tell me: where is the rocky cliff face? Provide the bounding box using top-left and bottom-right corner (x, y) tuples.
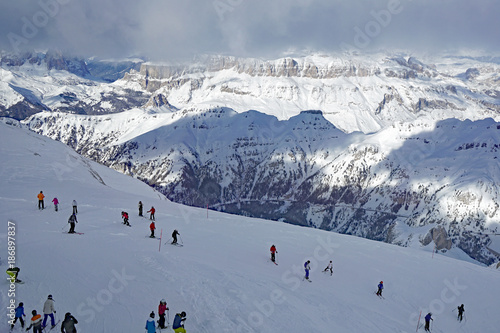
(120, 53), (500, 133)
(24, 108), (500, 265)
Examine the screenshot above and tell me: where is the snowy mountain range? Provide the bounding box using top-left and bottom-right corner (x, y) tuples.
(1, 50), (500, 265)
(1, 120), (500, 333)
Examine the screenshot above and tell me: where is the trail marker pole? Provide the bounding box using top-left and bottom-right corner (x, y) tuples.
(416, 310), (422, 332)
(159, 229), (163, 252)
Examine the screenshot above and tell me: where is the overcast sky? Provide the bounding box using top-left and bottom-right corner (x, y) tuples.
(1, 0), (499, 60)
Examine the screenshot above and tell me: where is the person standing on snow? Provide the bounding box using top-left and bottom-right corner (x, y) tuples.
(61, 312), (78, 333)
(304, 260), (311, 280)
(38, 191), (45, 210)
(150, 221), (156, 238)
(10, 302), (26, 330)
(72, 200), (77, 215)
(424, 313), (433, 332)
(52, 198), (59, 211)
(457, 304), (465, 322)
(323, 260), (333, 276)
(26, 310), (43, 333)
(145, 311), (156, 333)
(172, 311), (186, 333)
(376, 281), (384, 296)
(138, 201), (143, 217)
(270, 245), (277, 263)
(68, 213), (78, 233)
(148, 206), (155, 220)
(158, 299), (169, 329)
(42, 295), (56, 329)
(171, 229), (180, 244)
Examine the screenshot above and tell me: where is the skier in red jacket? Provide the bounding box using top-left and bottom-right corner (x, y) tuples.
(270, 245), (277, 263)
(147, 206), (155, 220)
(158, 299), (169, 329)
(150, 221), (156, 238)
(121, 211), (130, 226)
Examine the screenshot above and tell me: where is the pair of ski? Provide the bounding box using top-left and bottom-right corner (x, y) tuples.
(374, 291), (385, 299)
(42, 320), (60, 332)
(156, 325), (169, 331)
(63, 232), (84, 235)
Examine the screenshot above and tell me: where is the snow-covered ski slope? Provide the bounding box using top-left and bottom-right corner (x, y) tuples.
(1, 121), (499, 333)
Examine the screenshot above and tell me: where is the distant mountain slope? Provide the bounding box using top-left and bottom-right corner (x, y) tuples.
(22, 109), (500, 265)
(2, 51), (500, 133)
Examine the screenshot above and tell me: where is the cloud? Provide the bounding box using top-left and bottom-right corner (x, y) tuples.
(0, 0), (499, 60)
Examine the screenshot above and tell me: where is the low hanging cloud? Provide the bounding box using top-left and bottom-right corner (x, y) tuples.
(1, 0), (499, 60)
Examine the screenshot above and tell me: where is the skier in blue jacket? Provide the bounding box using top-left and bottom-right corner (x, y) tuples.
(11, 302), (26, 329)
(424, 313), (433, 332)
(304, 260), (311, 280)
(172, 311), (186, 333)
(145, 311), (156, 333)
(376, 281), (384, 296)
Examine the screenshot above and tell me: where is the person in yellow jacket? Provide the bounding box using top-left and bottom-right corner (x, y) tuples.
(37, 191), (45, 210)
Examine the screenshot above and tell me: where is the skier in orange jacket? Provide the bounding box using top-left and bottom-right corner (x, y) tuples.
(37, 191), (45, 210)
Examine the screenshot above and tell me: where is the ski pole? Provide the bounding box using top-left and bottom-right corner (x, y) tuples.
(415, 310), (421, 333)
(164, 237), (173, 245)
(167, 309), (170, 325)
(179, 235), (184, 245)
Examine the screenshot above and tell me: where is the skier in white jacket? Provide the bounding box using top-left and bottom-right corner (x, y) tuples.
(42, 295), (56, 329)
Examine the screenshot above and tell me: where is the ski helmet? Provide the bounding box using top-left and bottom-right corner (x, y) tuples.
(65, 312), (71, 318)
(181, 311), (186, 317)
(380, 281), (383, 284)
(19, 302), (23, 307)
(32, 310), (37, 315)
(48, 295), (53, 299)
(161, 299), (166, 304)
(150, 311), (155, 318)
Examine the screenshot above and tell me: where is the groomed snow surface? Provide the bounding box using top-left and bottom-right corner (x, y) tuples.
(1, 121), (499, 333)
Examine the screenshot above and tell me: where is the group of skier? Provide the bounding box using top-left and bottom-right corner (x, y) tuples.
(270, 245), (333, 280)
(10, 295), (78, 333)
(122, 202), (181, 244)
(37, 191), (79, 233)
(138, 200), (155, 220)
(37, 191), (77, 213)
(144, 299), (186, 333)
(269, 245), (466, 332)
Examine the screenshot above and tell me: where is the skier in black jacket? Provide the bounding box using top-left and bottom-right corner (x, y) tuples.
(172, 229), (180, 244)
(68, 213), (77, 233)
(457, 304), (465, 322)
